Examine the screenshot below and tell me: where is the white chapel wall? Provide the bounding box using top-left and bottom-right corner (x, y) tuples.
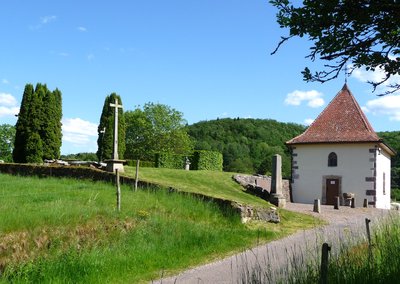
(291, 143), (382, 208)
(375, 148), (392, 209)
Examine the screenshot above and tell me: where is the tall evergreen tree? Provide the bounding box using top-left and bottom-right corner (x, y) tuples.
(13, 83), (62, 163)
(41, 87), (63, 159)
(13, 84), (34, 163)
(97, 93), (126, 161)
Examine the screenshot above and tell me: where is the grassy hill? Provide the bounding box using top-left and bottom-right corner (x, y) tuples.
(0, 170), (319, 283)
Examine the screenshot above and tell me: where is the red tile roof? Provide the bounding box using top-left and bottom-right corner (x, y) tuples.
(286, 84), (381, 145)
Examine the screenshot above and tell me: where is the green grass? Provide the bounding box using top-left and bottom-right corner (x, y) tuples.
(0, 173), (319, 283)
(124, 166), (271, 207)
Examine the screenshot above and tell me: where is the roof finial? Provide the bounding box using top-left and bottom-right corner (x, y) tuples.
(344, 65), (349, 84)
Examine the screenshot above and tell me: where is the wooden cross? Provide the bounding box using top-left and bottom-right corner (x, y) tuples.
(110, 98), (123, 160)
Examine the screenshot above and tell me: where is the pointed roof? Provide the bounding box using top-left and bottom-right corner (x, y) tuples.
(287, 84), (381, 145)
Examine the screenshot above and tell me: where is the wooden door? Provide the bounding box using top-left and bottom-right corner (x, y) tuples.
(326, 179), (339, 205)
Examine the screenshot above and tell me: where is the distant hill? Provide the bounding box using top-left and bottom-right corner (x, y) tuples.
(378, 131), (400, 189)
(187, 118), (305, 177)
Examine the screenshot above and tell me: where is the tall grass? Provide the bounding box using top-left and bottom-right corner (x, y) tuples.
(0, 174), (276, 283)
(241, 213), (400, 283)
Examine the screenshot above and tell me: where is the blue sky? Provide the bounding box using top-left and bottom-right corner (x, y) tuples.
(1, 1), (399, 154)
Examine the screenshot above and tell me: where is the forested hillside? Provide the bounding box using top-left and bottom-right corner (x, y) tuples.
(378, 131), (400, 189)
(187, 118), (305, 177)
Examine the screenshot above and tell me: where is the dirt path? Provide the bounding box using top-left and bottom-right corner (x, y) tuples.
(153, 203), (393, 283)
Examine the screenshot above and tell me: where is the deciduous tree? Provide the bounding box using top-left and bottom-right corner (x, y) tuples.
(125, 103), (193, 161)
(0, 124), (16, 162)
(270, 0), (400, 95)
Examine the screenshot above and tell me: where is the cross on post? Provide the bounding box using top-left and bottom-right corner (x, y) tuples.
(110, 98), (123, 160)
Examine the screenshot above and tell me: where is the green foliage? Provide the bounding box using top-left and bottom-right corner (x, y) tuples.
(270, 0), (400, 94)
(125, 103), (193, 161)
(97, 93), (126, 161)
(126, 159), (155, 168)
(192, 150), (223, 171)
(188, 118), (305, 176)
(60, 152), (98, 161)
(391, 188), (400, 201)
(12, 83), (62, 163)
(0, 124), (15, 162)
(378, 131), (400, 189)
(155, 152), (187, 169)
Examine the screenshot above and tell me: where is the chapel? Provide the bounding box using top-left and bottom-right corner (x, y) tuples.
(286, 84), (395, 209)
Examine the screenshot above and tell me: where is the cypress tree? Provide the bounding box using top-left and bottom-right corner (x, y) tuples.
(97, 93), (126, 161)
(13, 83), (62, 163)
(13, 84), (34, 163)
(41, 87), (62, 159)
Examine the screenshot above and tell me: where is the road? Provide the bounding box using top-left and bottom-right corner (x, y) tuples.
(153, 203), (393, 283)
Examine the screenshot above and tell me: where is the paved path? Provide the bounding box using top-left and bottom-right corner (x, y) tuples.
(154, 203), (395, 283)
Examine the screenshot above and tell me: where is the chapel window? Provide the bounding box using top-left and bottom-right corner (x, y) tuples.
(328, 152), (337, 167)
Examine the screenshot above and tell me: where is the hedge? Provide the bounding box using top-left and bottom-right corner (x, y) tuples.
(126, 160), (155, 168)
(155, 150), (223, 171)
(155, 153), (188, 169)
(192, 150), (223, 171)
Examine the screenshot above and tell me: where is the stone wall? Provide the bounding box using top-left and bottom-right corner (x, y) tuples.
(233, 174), (291, 202)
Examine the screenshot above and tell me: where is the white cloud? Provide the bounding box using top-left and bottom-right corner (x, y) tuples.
(87, 53), (95, 61)
(30, 15), (57, 30)
(0, 106), (19, 117)
(284, 90), (325, 108)
(41, 15), (57, 24)
(62, 118), (98, 146)
(351, 60), (400, 94)
(0, 93), (17, 106)
(304, 118), (314, 125)
(363, 95), (400, 121)
(0, 93), (19, 117)
(2, 79), (9, 84)
(77, 26), (87, 32)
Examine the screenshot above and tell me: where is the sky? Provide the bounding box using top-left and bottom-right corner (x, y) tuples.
(1, 1), (399, 154)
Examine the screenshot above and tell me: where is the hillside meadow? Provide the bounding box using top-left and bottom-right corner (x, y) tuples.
(0, 171), (319, 283)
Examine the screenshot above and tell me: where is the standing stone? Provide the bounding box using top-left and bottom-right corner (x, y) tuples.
(313, 199), (321, 213)
(105, 98), (125, 173)
(269, 154), (286, 208)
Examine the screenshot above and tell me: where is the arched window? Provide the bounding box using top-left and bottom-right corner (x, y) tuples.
(328, 152), (337, 167)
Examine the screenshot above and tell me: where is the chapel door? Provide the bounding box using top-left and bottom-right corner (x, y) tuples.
(326, 179), (339, 205)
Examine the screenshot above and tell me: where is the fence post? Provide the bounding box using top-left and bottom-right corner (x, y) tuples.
(365, 218), (373, 267)
(116, 169), (121, 212)
(320, 242), (331, 284)
(134, 159), (140, 192)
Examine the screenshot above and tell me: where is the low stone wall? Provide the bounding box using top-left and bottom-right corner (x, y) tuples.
(233, 174), (291, 202)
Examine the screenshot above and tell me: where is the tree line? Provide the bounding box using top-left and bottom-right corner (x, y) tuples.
(2, 82), (400, 189)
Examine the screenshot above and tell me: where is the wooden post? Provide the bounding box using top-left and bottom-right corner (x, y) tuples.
(116, 169), (121, 212)
(320, 242), (331, 284)
(365, 218), (373, 271)
(134, 159), (140, 192)
(313, 199), (321, 213)
(334, 196), (340, 210)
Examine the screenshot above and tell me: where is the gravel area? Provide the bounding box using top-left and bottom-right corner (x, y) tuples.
(153, 203), (394, 284)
